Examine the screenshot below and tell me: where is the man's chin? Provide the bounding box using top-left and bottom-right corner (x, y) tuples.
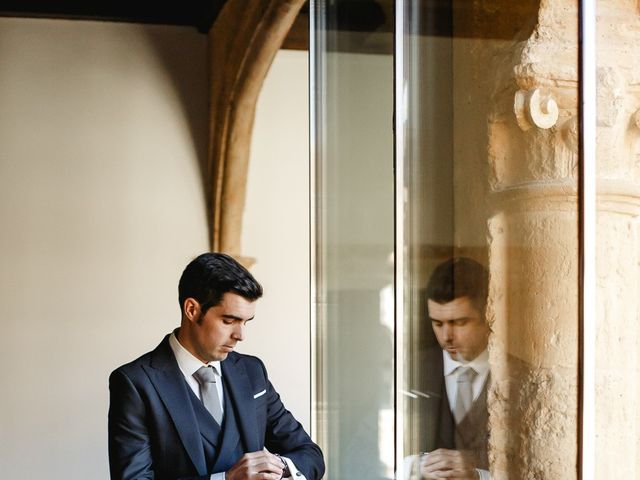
(446, 349), (468, 362)
(203, 351), (229, 362)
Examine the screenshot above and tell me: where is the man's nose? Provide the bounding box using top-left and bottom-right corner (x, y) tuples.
(443, 323), (454, 340)
(232, 323), (245, 341)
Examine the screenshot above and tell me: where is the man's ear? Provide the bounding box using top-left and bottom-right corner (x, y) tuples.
(183, 298), (201, 323)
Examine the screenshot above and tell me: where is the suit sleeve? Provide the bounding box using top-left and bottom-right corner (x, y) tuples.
(109, 369), (212, 480)
(108, 369), (155, 480)
(258, 361), (325, 480)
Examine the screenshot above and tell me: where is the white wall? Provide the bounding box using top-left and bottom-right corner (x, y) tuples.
(241, 50), (311, 428)
(0, 18), (209, 479)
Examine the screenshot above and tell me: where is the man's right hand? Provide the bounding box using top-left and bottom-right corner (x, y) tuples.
(419, 449), (479, 479)
(226, 450), (284, 480)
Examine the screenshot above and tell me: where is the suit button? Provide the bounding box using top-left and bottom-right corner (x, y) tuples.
(295, 473), (302, 476)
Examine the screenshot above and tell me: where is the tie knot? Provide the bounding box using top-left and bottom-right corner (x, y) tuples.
(193, 366), (217, 385)
(457, 366), (477, 383)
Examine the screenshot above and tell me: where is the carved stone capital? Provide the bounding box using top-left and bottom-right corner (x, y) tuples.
(597, 66), (626, 128)
(561, 116), (579, 152)
(514, 88), (559, 131)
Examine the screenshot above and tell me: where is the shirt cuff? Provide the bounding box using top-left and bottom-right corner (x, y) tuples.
(476, 468), (491, 480)
(402, 454), (419, 480)
(281, 456), (305, 479)
(210, 457), (301, 479)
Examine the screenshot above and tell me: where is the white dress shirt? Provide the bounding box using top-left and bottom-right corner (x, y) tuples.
(443, 349), (491, 480)
(169, 332), (224, 413)
(169, 331), (304, 480)
(442, 349), (490, 411)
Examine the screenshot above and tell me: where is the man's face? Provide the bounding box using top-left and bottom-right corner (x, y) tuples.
(428, 296), (489, 362)
(182, 292), (256, 363)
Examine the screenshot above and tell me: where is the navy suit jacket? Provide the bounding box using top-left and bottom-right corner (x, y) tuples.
(108, 335), (324, 480)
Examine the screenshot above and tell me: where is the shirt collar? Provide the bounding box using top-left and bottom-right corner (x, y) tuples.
(169, 330), (222, 379)
(443, 348), (489, 377)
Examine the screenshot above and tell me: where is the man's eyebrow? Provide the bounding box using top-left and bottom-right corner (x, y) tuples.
(429, 317), (473, 322)
(222, 314), (255, 322)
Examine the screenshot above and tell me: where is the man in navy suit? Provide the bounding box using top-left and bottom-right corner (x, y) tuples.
(411, 257), (491, 480)
(109, 253), (325, 480)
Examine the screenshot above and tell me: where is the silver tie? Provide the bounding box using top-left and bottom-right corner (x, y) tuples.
(454, 366), (477, 424)
(193, 366), (223, 425)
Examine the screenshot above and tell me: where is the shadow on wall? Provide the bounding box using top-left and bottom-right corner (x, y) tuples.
(143, 26), (210, 203)
(0, 18), (211, 480)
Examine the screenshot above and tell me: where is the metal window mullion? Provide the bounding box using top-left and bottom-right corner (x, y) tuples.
(309, 0), (324, 445)
(579, 0), (596, 478)
(394, 0), (407, 477)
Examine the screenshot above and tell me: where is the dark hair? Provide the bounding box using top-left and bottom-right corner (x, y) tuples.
(178, 253), (263, 315)
(425, 257), (488, 314)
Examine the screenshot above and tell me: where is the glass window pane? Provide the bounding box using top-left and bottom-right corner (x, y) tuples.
(312, 2), (394, 479)
(398, 2), (580, 479)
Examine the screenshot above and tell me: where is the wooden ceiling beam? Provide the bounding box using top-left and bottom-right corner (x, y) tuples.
(0, 1), (226, 32)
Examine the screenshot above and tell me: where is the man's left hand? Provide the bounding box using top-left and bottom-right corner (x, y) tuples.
(419, 448), (478, 479)
(225, 450), (284, 480)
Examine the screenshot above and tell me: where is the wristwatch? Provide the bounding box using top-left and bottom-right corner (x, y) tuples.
(275, 454), (292, 478)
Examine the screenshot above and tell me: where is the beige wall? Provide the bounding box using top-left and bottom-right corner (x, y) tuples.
(241, 49), (311, 427)
(0, 18), (312, 480)
(0, 18), (210, 479)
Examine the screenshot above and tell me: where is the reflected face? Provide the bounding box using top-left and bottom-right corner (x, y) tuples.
(179, 292), (256, 363)
(428, 296), (489, 362)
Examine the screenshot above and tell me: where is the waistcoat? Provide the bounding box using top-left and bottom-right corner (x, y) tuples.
(187, 379), (246, 474)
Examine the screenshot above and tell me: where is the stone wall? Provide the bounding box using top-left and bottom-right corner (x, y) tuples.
(453, 0), (580, 477)
(595, 0), (640, 477)
(452, 0), (640, 477)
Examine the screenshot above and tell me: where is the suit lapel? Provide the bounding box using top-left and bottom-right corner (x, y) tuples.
(418, 348), (455, 450)
(433, 351), (456, 448)
(144, 336), (207, 477)
(221, 353), (261, 452)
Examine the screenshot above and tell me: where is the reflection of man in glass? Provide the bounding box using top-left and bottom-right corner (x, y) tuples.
(415, 257), (491, 480)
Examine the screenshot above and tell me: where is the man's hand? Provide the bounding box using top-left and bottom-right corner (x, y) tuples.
(419, 449), (479, 479)
(226, 450), (284, 480)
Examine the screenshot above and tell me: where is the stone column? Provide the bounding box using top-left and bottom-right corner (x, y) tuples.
(595, 1), (640, 477)
(453, 1), (580, 478)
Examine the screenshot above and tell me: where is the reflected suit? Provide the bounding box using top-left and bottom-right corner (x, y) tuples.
(414, 347), (489, 470)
